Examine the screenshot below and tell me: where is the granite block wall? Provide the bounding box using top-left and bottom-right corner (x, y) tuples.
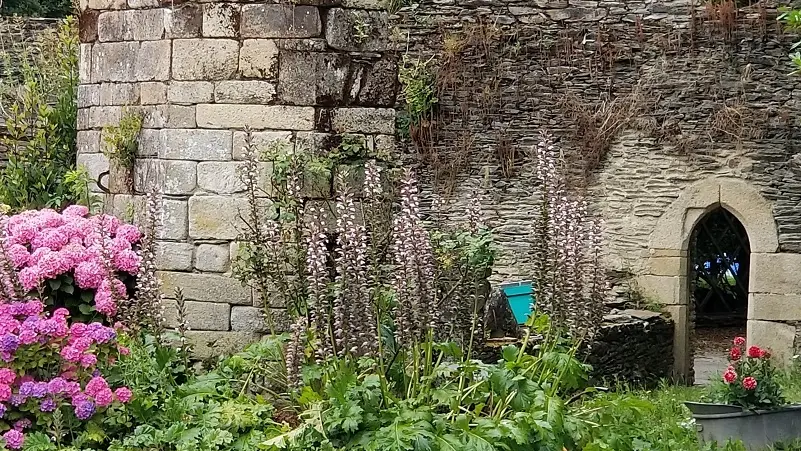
(76, 0), (397, 357)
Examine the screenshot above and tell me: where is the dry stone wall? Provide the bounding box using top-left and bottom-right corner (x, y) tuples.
(76, 0), (397, 357)
(393, 0), (801, 285)
(391, 0), (801, 377)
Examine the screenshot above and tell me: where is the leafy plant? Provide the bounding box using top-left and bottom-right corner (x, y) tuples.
(398, 55), (438, 126)
(102, 111), (143, 171)
(0, 17), (78, 211)
(61, 167), (102, 214)
(709, 338), (784, 410)
(780, 7), (801, 75)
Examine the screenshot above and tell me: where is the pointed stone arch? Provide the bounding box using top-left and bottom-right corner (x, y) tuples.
(639, 177), (796, 383)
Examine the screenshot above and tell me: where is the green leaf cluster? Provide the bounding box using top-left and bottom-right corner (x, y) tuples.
(0, 17), (78, 211)
(102, 111), (143, 170)
(780, 7), (801, 75)
(0, 0), (73, 17)
(398, 55), (438, 126)
(24, 335), (291, 451)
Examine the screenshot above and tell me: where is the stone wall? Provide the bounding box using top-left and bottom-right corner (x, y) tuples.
(76, 0), (396, 357)
(581, 310), (675, 387)
(393, 0), (800, 283)
(76, 0), (801, 367)
(391, 0), (800, 379)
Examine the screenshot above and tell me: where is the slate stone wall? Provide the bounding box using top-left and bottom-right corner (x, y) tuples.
(581, 310), (675, 386)
(393, 0), (801, 284)
(76, 0), (397, 357)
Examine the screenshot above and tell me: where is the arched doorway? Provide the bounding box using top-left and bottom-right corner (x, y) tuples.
(645, 177), (781, 383)
(689, 207), (750, 384)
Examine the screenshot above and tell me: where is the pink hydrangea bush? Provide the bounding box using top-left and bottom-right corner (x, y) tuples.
(2, 206), (141, 320)
(0, 300), (132, 449)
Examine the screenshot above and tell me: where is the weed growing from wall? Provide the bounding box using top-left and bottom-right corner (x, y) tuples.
(102, 110), (143, 171)
(398, 55), (438, 150)
(780, 7), (801, 74)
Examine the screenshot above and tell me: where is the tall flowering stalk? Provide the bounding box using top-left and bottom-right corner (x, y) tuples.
(332, 175), (374, 357)
(235, 130), (314, 331)
(391, 169), (439, 348)
(123, 190), (164, 335)
(531, 132), (606, 338)
(285, 317), (308, 387)
(305, 203), (332, 361)
(236, 129), (278, 334)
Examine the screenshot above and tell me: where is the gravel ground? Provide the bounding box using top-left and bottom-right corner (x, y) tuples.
(693, 326), (745, 385)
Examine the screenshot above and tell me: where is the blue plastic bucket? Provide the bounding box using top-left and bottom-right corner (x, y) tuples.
(501, 281), (534, 324)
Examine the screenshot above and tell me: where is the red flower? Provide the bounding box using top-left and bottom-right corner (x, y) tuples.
(729, 347), (742, 361)
(742, 376), (757, 390)
(733, 336), (746, 346)
(723, 368), (737, 384)
(761, 349), (772, 359)
(748, 346), (762, 358)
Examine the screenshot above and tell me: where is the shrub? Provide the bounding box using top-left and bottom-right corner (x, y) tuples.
(0, 0), (73, 18)
(101, 335), (284, 451)
(0, 17), (78, 211)
(0, 300), (131, 450)
(1, 206), (141, 323)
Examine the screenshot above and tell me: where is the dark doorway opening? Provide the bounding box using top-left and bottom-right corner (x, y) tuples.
(689, 207), (750, 384)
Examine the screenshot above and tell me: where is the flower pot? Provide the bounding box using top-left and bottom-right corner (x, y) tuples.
(684, 402), (743, 415)
(689, 404), (801, 450)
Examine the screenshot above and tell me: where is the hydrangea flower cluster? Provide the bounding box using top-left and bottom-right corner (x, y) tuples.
(0, 300), (132, 450)
(3, 206), (141, 317)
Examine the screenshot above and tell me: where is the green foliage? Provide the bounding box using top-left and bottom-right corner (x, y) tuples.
(102, 111), (143, 170)
(0, 17), (78, 211)
(0, 0), (73, 17)
(63, 166), (103, 213)
(780, 7), (801, 75)
(398, 55), (438, 126)
(27, 334), (291, 451)
(264, 313), (603, 451)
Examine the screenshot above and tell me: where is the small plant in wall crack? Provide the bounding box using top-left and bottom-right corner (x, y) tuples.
(398, 55), (438, 150)
(102, 110), (143, 170)
(353, 17), (370, 43)
(779, 7), (801, 75)
(102, 109), (143, 192)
